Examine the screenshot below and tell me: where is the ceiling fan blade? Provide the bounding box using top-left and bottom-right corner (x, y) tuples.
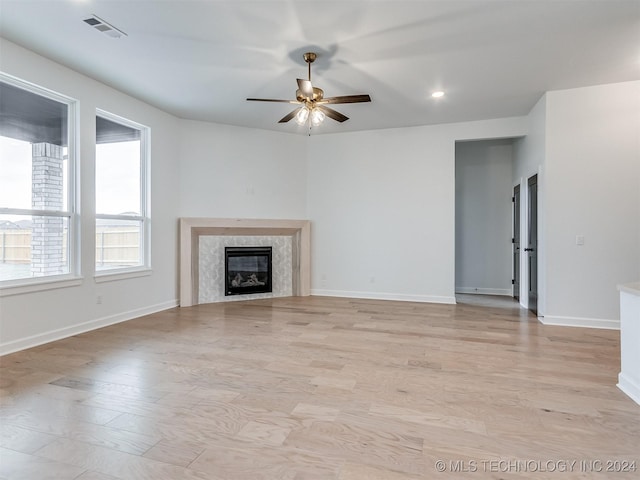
(297, 78), (314, 98)
(317, 105), (349, 123)
(247, 98), (300, 104)
(278, 108), (301, 123)
(321, 94), (371, 104)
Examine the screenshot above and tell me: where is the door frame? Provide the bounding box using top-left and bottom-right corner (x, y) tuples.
(512, 184), (520, 300)
(526, 174), (538, 315)
(513, 171), (542, 316)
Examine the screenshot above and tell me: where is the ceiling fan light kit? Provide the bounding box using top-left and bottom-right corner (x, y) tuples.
(295, 107), (309, 125)
(247, 52), (371, 131)
(310, 108), (325, 126)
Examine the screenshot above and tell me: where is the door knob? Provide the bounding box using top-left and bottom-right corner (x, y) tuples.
(524, 248), (534, 252)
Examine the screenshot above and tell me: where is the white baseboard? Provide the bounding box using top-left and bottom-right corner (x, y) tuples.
(455, 287), (512, 296)
(540, 315), (619, 330)
(0, 299), (178, 356)
(310, 289), (456, 305)
(618, 373), (640, 406)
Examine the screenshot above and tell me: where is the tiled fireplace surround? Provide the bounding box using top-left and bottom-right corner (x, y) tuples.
(179, 218), (311, 307)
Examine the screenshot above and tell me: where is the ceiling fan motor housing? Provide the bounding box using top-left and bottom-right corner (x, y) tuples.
(296, 87), (324, 103)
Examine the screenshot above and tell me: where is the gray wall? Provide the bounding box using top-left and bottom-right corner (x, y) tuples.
(306, 119), (526, 305)
(513, 95), (546, 310)
(543, 82), (640, 326)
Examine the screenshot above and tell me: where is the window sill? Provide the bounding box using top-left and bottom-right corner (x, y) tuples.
(94, 267), (152, 283)
(0, 275), (83, 297)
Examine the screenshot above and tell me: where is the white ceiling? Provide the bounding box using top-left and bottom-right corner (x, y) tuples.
(1, 0), (638, 135)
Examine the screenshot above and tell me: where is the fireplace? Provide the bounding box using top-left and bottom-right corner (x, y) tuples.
(225, 246), (273, 296)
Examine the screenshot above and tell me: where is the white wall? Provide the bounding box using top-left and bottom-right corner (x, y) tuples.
(455, 139), (514, 295)
(0, 40), (309, 354)
(0, 39), (181, 354)
(2, 36), (636, 355)
(513, 95), (547, 311)
(307, 118), (527, 304)
(543, 81), (640, 328)
(178, 120), (307, 219)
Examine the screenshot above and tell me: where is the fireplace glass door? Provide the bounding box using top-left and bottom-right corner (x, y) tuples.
(225, 246), (272, 296)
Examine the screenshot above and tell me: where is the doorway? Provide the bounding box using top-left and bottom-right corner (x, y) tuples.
(454, 139), (514, 298)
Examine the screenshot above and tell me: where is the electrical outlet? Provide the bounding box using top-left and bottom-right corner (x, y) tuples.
(96, 295), (103, 305)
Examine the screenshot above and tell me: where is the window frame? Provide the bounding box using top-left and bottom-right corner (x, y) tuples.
(94, 109), (151, 279)
(0, 72), (80, 296)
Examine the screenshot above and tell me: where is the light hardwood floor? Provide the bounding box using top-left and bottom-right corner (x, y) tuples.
(1, 296), (638, 479)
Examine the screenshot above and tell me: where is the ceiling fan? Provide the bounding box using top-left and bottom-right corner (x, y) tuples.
(246, 52), (371, 127)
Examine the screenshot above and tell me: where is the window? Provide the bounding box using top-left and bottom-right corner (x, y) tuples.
(0, 74), (78, 286)
(95, 111), (149, 274)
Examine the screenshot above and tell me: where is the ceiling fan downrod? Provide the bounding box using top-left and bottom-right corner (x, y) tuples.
(303, 52), (316, 82)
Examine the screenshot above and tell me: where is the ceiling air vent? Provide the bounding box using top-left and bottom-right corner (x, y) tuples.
(83, 15), (127, 39)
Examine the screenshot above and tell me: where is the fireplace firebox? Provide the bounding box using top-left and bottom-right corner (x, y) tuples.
(225, 246), (273, 296)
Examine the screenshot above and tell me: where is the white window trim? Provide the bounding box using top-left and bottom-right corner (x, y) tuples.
(94, 268), (151, 283)
(0, 275), (83, 297)
(0, 72), (80, 295)
(94, 109), (151, 279)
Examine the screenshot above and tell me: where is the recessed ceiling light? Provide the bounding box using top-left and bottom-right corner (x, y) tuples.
(432, 91), (445, 98)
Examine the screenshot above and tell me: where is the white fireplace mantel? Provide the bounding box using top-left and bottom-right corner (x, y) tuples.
(179, 218), (311, 307)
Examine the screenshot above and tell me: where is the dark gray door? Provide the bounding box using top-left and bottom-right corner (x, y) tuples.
(513, 185), (520, 300)
(526, 175), (538, 314)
